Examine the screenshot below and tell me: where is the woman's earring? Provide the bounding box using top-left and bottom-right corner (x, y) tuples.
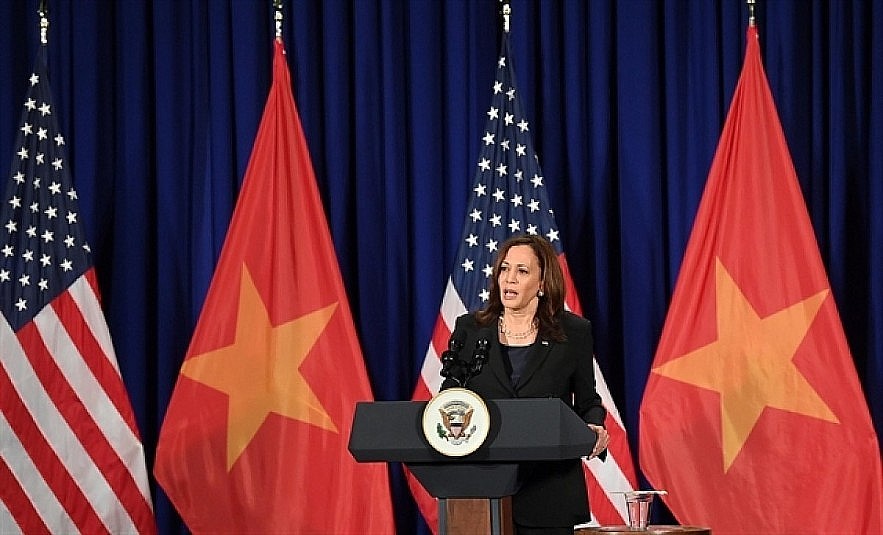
(538, 290), (544, 297)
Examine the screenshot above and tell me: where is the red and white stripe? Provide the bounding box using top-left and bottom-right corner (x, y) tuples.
(410, 257), (638, 532)
(0, 270), (155, 535)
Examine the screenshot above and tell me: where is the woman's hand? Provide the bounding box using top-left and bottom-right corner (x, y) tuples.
(587, 424), (609, 458)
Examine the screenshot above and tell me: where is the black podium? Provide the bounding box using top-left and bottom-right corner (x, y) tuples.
(348, 398), (596, 534)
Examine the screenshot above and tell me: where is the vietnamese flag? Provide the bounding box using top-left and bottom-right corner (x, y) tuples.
(639, 25), (883, 534)
(154, 39), (395, 534)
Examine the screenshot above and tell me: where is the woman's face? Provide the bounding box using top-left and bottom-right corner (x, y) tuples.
(497, 244), (543, 313)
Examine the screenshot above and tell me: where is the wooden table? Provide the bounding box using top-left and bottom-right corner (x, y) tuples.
(575, 526), (710, 535)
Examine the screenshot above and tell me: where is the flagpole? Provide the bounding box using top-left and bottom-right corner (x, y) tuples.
(39, 0), (49, 44)
(746, 0), (756, 27)
(499, 0), (510, 34)
(273, 0), (283, 41)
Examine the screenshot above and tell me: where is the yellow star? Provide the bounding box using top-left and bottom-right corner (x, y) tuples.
(181, 264), (339, 470)
(652, 258), (838, 471)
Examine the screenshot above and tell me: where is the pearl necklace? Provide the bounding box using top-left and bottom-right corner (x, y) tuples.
(498, 316), (538, 340)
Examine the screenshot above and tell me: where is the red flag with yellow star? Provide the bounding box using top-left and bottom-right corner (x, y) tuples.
(639, 26), (883, 534)
(154, 39), (394, 534)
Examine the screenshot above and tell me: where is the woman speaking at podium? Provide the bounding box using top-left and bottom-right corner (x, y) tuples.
(440, 234), (610, 535)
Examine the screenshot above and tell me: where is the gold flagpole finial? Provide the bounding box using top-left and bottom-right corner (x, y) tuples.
(499, 0), (511, 34)
(38, 0), (49, 45)
(747, 0), (756, 28)
(273, 0), (283, 40)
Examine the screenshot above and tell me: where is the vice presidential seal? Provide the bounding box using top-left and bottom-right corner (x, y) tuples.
(422, 387), (490, 457)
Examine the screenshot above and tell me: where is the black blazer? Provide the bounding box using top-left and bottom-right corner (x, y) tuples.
(441, 311), (606, 528)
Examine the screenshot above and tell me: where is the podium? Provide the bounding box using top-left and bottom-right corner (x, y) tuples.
(349, 398), (596, 534)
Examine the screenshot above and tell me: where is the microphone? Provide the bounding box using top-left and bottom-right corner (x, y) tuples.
(468, 338), (489, 377)
(462, 336), (490, 388)
(440, 335), (465, 384)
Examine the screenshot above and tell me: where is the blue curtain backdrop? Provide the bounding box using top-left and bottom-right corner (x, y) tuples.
(2, 1), (881, 533)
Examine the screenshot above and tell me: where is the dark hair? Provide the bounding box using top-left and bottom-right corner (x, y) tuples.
(476, 234), (566, 341)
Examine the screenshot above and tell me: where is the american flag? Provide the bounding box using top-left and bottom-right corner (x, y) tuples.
(410, 33), (638, 528)
(0, 47), (155, 534)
